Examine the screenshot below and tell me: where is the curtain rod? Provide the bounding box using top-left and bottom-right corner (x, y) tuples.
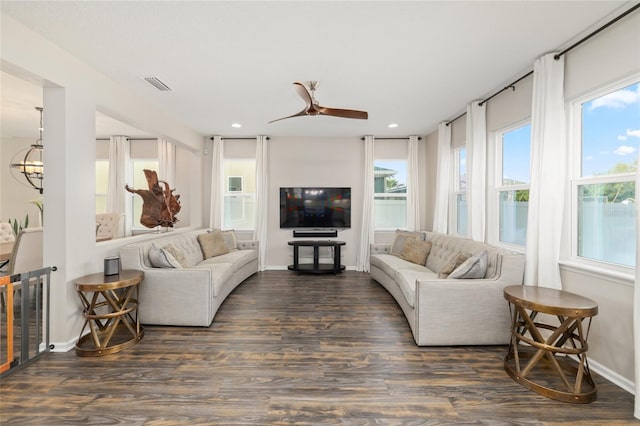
(359, 137), (422, 141)
(554, 2), (640, 60)
(210, 137), (270, 140)
(446, 3), (640, 127)
(96, 137), (157, 141)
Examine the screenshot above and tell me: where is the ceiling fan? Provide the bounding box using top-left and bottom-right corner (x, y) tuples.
(269, 81), (368, 123)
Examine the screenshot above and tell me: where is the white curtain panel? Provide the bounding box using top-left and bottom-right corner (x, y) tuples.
(357, 135), (375, 272)
(209, 136), (224, 229)
(106, 135), (131, 236)
(634, 149), (640, 420)
(524, 53), (566, 290)
(433, 122), (451, 234)
(407, 135), (421, 231)
(254, 136), (269, 272)
(466, 101), (487, 242)
(157, 138), (176, 186)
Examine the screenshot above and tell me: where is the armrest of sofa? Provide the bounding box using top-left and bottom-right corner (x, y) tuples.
(370, 243), (391, 255)
(237, 240), (259, 250)
(413, 277), (511, 345)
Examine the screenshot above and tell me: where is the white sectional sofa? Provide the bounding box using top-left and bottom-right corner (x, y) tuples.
(370, 231), (525, 346)
(120, 229), (258, 327)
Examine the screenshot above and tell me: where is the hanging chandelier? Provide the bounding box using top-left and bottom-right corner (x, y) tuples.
(10, 107), (44, 194)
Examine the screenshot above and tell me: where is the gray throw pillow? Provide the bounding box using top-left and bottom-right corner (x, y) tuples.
(449, 251), (488, 279)
(148, 245), (181, 268)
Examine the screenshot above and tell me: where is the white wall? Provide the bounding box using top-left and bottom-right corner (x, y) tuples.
(266, 137), (364, 268)
(1, 14), (204, 349)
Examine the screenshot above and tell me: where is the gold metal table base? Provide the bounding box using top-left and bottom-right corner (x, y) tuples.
(503, 285), (598, 404)
(74, 270), (144, 357)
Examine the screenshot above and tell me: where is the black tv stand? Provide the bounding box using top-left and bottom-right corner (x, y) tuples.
(287, 240), (346, 274)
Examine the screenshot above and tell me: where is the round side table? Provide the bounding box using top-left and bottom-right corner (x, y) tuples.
(73, 270), (144, 356)
(503, 285), (598, 403)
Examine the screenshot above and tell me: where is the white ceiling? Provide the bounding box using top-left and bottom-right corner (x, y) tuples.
(0, 1), (630, 139)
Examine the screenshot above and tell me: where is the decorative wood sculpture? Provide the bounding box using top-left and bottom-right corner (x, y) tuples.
(125, 169), (181, 228)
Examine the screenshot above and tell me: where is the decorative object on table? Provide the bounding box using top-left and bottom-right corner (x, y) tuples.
(8, 215), (29, 237)
(125, 169), (180, 228)
(10, 107), (44, 194)
(29, 197), (44, 226)
(103, 256), (120, 276)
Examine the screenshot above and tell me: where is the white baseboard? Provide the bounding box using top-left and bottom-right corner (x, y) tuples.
(49, 338), (76, 353)
(588, 357), (635, 395)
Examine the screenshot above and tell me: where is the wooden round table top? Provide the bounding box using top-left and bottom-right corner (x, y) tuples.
(74, 270), (144, 292)
(503, 285), (598, 317)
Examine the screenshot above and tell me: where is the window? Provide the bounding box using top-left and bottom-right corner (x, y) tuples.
(496, 123), (531, 247)
(131, 158), (159, 229)
(95, 160), (109, 214)
(453, 147), (467, 236)
(223, 159), (255, 230)
(374, 160), (407, 229)
(573, 80), (639, 268)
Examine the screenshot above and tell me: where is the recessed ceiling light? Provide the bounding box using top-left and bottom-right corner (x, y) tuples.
(388, 123), (398, 128)
(232, 123), (242, 128)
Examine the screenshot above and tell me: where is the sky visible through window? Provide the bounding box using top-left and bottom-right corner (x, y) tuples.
(582, 82), (640, 177)
(502, 124), (531, 185)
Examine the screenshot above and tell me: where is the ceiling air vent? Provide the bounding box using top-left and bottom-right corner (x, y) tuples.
(143, 76), (172, 92)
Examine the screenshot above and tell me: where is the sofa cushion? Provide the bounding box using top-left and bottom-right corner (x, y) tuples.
(198, 249), (258, 273)
(401, 239), (432, 265)
(390, 230), (426, 257)
(198, 231), (230, 259)
(449, 251), (488, 279)
(148, 245), (181, 268)
(394, 269), (439, 308)
(371, 253), (428, 278)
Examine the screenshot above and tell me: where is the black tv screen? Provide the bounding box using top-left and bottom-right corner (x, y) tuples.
(280, 187), (351, 228)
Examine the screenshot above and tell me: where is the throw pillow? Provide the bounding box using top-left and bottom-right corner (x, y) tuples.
(163, 244), (188, 268)
(221, 230), (238, 252)
(390, 230), (426, 257)
(401, 239), (432, 265)
(148, 246), (177, 268)
(198, 230), (230, 259)
(449, 251), (488, 279)
(438, 252), (468, 279)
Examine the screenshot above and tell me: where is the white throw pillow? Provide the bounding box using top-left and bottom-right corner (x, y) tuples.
(448, 251), (488, 279)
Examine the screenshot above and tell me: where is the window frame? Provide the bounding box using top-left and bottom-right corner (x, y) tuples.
(491, 120), (531, 251)
(95, 159), (109, 215)
(569, 75), (639, 272)
(222, 158), (256, 231)
(373, 158), (408, 231)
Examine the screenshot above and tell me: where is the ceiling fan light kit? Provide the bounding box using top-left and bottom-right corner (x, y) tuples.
(269, 81), (368, 123)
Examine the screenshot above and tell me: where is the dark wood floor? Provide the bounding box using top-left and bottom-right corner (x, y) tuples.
(0, 271), (635, 425)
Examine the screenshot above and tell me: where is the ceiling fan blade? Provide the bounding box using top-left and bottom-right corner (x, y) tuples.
(293, 82), (313, 110)
(268, 108), (308, 124)
(316, 106), (368, 120)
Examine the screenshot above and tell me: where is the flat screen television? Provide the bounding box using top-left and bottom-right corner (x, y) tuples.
(280, 187), (351, 228)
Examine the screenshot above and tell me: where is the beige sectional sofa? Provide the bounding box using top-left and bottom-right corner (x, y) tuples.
(120, 229), (258, 326)
(370, 231), (525, 346)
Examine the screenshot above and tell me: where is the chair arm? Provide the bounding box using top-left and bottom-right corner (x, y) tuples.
(237, 240), (259, 250)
